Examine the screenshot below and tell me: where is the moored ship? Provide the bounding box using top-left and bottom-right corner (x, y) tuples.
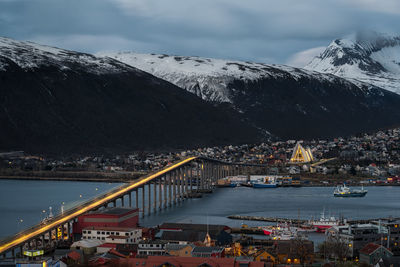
(333, 184), (367, 197)
(253, 177), (277, 188)
(308, 210), (340, 233)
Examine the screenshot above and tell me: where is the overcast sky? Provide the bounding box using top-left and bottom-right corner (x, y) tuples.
(1, 0), (399, 66)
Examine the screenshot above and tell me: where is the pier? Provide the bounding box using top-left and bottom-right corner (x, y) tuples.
(227, 215), (400, 225)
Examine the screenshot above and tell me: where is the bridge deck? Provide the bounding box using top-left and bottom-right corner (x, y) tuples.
(0, 157), (197, 254)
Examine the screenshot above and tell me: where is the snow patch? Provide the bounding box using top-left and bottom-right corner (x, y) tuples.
(100, 52), (362, 103)
(0, 37), (131, 75)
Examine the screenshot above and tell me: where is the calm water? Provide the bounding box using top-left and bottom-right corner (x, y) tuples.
(1, 180), (400, 240)
(0, 180), (123, 239)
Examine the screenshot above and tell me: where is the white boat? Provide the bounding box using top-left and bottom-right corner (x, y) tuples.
(308, 209), (340, 232)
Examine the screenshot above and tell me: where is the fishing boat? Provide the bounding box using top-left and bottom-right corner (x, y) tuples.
(333, 184), (367, 197)
(308, 210), (340, 233)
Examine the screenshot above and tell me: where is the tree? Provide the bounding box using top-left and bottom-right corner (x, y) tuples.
(325, 234), (351, 262)
(293, 237), (312, 265)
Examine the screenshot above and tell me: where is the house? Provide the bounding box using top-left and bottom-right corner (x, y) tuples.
(274, 240), (314, 264)
(165, 244), (194, 257)
(160, 230), (208, 245)
(159, 223), (232, 246)
(88, 249), (126, 266)
(371, 219), (400, 256)
(359, 243), (393, 265)
(73, 207), (139, 239)
(327, 224), (388, 258)
(159, 223), (231, 234)
(112, 255), (264, 267)
(82, 226), (142, 244)
(137, 240), (167, 256)
(70, 239), (103, 255)
(191, 246), (225, 258)
(376, 256), (400, 267)
(253, 249), (276, 263)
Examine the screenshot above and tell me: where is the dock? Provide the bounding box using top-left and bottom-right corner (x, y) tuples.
(228, 215), (307, 224)
(227, 215), (400, 225)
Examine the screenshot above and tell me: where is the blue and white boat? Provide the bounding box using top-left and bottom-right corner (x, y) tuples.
(333, 184), (367, 197)
(252, 177), (277, 188)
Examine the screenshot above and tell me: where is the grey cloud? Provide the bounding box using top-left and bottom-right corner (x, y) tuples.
(0, 0), (399, 64)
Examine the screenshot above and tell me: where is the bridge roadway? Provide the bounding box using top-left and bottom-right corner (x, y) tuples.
(0, 156), (268, 257)
(0, 157), (198, 256)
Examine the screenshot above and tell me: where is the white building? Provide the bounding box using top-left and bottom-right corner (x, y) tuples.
(82, 226), (142, 244)
(138, 240), (167, 256)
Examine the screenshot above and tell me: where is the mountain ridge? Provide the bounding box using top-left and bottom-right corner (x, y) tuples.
(305, 32), (400, 94)
(0, 37), (264, 154)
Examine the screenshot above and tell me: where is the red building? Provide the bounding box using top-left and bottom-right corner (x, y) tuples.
(73, 207), (139, 237)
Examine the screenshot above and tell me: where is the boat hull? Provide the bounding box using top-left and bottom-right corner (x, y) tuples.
(334, 192), (367, 197)
(253, 183), (277, 188)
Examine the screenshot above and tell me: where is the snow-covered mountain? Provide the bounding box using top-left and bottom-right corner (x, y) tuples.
(101, 51), (400, 139)
(0, 37), (263, 153)
(100, 52), (369, 104)
(305, 32), (400, 94)
(0, 37), (135, 74)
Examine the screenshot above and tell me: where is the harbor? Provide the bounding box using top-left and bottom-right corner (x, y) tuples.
(2, 180), (400, 239)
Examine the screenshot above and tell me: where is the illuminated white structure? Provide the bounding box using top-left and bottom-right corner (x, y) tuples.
(290, 142), (314, 163)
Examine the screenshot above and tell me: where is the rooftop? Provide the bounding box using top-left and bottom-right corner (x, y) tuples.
(87, 207), (138, 216)
(83, 226), (139, 232)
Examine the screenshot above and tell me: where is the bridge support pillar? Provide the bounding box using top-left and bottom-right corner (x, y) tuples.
(163, 174), (168, 208)
(153, 181), (157, 213)
(11, 248), (15, 258)
(206, 162), (209, 189)
(60, 224), (64, 241)
(168, 173), (172, 207)
(185, 166), (189, 198)
(148, 183), (151, 215)
(135, 189), (138, 210)
(173, 171), (177, 205)
(158, 178), (162, 211)
(41, 235), (44, 249)
(121, 196), (125, 207)
(128, 192), (132, 207)
(141, 186), (145, 218)
(113, 199), (117, 207)
(177, 169), (180, 202)
(200, 162), (204, 190)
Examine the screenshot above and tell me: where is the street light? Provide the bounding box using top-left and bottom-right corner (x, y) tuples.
(17, 219), (23, 232)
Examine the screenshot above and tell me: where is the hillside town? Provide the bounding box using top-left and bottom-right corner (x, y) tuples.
(1, 128), (400, 184)
(6, 205), (400, 267)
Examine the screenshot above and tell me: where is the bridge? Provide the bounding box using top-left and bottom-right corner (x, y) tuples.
(0, 157), (263, 258)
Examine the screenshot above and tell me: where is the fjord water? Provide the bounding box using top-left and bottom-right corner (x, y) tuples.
(1, 180), (400, 239)
(0, 180), (123, 239)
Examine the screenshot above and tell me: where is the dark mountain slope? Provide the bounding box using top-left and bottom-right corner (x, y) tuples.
(103, 52), (400, 139)
(0, 39), (263, 154)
